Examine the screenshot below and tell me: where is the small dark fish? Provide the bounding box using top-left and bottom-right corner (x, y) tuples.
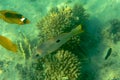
(105, 48), (112, 60)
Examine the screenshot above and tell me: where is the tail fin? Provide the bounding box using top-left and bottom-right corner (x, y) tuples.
(71, 24), (84, 35)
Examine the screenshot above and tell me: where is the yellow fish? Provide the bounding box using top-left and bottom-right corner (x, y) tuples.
(0, 35), (18, 52)
(0, 10), (30, 25)
(36, 25), (83, 57)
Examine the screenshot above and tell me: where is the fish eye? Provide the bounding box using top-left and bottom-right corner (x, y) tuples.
(56, 39), (60, 43)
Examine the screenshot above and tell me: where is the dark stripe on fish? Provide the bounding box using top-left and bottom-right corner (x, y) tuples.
(23, 18), (28, 23)
(4, 12), (22, 18)
(105, 48), (112, 60)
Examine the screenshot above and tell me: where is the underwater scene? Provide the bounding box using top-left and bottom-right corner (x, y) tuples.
(0, 0), (120, 80)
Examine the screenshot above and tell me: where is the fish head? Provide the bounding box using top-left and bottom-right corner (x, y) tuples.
(19, 17), (30, 25)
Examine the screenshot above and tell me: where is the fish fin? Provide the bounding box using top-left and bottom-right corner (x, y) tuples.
(71, 25), (84, 35)
(0, 10), (17, 14)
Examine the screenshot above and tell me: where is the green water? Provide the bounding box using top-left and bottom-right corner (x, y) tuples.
(0, 0), (120, 80)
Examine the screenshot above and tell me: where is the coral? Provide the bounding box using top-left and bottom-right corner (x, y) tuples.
(72, 4), (89, 26)
(36, 4), (88, 79)
(0, 3), (88, 80)
(16, 32), (41, 80)
(17, 32), (36, 59)
(37, 4), (88, 40)
(109, 19), (120, 43)
(37, 6), (73, 43)
(0, 60), (21, 80)
(37, 4), (88, 56)
(103, 19), (120, 44)
(38, 50), (81, 80)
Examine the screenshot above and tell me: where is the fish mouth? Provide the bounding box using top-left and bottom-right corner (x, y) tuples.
(31, 49), (43, 60)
